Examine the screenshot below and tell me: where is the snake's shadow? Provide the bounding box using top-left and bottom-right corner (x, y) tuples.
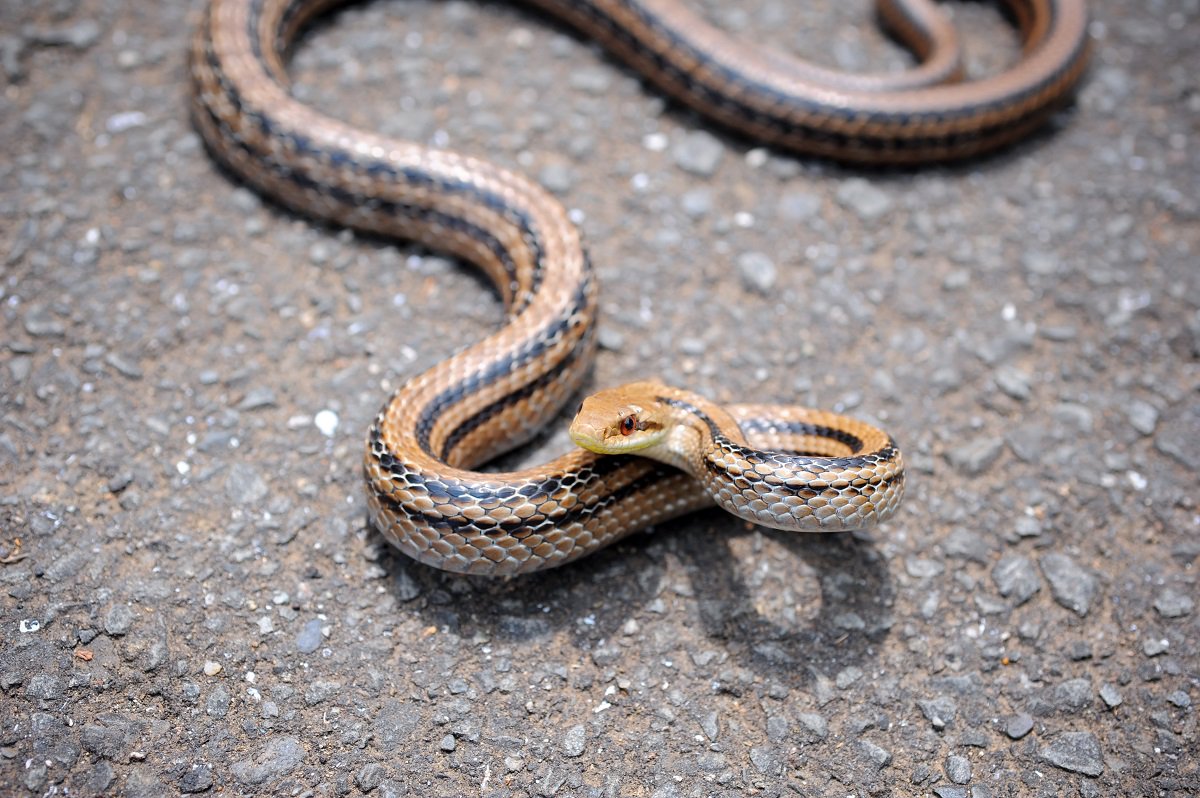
(670, 517), (896, 682)
(382, 509), (894, 683)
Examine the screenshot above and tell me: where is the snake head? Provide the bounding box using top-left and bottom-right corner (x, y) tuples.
(568, 381), (670, 455)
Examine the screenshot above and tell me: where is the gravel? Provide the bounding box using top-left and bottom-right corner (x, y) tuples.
(672, 130), (725, 176)
(836, 178), (893, 221)
(1040, 553), (1098, 616)
(296, 618), (323, 653)
(561, 724), (586, 757)
(992, 555), (1041, 605)
(231, 737), (305, 785)
(944, 436), (1006, 476)
(918, 696), (958, 731)
(736, 251), (777, 294)
(1041, 732), (1104, 777)
(1153, 588), (1194, 618)
(1005, 713), (1034, 740)
(945, 754), (971, 784)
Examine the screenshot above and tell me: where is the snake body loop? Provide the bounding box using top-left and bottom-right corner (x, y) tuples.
(191, 0), (1090, 574)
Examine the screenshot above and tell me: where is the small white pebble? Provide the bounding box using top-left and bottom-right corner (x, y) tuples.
(203, 661), (223, 676)
(314, 410), (339, 437)
(745, 148), (769, 167)
(642, 132), (668, 151)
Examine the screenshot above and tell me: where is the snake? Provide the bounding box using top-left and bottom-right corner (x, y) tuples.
(190, 0), (1091, 575)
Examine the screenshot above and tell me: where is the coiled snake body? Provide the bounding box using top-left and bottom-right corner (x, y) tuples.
(191, 0), (1090, 574)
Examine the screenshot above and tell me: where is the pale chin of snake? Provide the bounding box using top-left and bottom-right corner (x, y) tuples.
(190, 0), (1091, 575)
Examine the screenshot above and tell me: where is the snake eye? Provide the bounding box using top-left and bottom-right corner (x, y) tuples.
(620, 415), (636, 436)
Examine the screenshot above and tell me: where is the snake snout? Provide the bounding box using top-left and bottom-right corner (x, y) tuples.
(568, 418), (604, 449)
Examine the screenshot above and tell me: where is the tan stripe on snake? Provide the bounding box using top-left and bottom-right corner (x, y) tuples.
(191, 0), (1091, 574)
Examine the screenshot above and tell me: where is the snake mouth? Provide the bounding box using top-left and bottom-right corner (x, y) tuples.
(568, 420), (615, 454)
(568, 418), (649, 455)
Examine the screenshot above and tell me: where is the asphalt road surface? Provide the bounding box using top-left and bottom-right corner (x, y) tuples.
(1, 0), (1196, 795)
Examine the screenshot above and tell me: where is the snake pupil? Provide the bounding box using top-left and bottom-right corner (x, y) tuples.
(620, 415), (636, 436)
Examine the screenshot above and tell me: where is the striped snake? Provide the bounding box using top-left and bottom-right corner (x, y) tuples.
(191, 0), (1091, 575)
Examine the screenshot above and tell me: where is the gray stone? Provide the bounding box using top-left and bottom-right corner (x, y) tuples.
(179, 764), (213, 793)
(568, 67), (610, 94)
(1126, 399), (1159, 435)
(597, 326), (625, 351)
(25, 674), (64, 700)
(992, 555), (1041, 605)
(1166, 690), (1191, 708)
(1005, 713), (1034, 739)
(296, 619), (323, 654)
(836, 178), (893, 221)
(224, 463), (269, 505)
(673, 130), (725, 176)
(237, 387), (277, 410)
(81, 722), (128, 759)
(356, 762), (386, 792)
(439, 734), (456, 752)
(205, 685), (230, 718)
(942, 529), (991, 563)
(1099, 683), (1123, 708)
(1143, 637), (1169, 657)
(797, 712), (827, 739)
(1014, 516), (1043, 538)
(123, 767), (167, 798)
(933, 788), (968, 798)
(945, 436), (1005, 476)
(375, 701), (421, 751)
(24, 306), (66, 336)
(680, 188), (712, 218)
(1155, 407), (1200, 470)
(1153, 588), (1194, 618)
(945, 754), (971, 784)
(836, 666), (862, 689)
(1052, 678), (1093, 711)
(81, 761), (115, 796)
(561, 724), (586, 757)
(1053, 402), (1094, 432)
(1041, 732), (1103, 777)
(905, 556), (944, 579)
(749, 745), (782, 775)
(918, 695), (957, 730)
(777, 191), (822, 222)
(304, 680), (341, 705)
(994, 366), (1032, 400)
(538, 163), (575, 195)
(232, 736), (305, 784)
(30, 19), (103, 49)
(736, 251), (777, 294)
(1040, 553), (1098, 616)
(105, 352), (143, 379)
(104, 604), (135, 636)
(1022, 250), (1060, 276)
(859, 740), (892, 769)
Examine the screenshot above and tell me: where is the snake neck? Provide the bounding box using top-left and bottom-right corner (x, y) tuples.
(640, 386), (748, 479)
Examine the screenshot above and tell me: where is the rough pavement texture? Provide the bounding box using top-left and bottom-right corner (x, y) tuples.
(2, 0), (1197, 796)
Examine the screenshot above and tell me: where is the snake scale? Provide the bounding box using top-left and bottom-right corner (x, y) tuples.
(190, 0), (1091, 574)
